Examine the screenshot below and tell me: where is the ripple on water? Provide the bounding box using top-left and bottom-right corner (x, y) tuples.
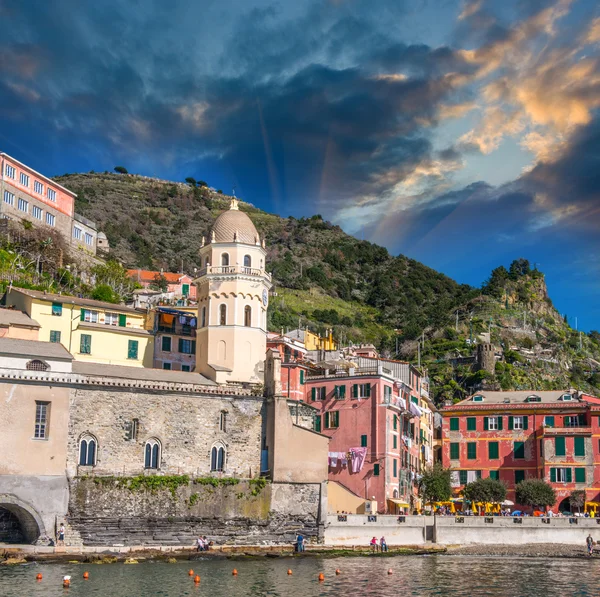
(1, 555), (600, 597)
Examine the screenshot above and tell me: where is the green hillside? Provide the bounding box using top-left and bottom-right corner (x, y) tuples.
(54, 171), (475, 349)
(44, 172), (598, 401)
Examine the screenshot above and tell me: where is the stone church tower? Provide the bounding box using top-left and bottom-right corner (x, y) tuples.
(194, 199), (271, 384)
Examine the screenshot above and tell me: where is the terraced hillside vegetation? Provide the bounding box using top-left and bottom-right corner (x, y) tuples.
(54, 172), (475, 349)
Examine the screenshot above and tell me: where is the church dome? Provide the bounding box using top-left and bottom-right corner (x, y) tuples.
(210, 199), (260, 245)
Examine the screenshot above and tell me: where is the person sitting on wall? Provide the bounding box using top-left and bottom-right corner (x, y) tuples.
(370, 537), (378, 553)
(380, 536), (388, 553)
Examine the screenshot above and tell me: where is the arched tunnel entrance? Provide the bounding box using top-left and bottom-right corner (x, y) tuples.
(0, 496), (45, 544)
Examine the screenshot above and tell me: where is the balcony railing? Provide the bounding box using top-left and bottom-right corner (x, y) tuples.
(197, 265), (271, 280)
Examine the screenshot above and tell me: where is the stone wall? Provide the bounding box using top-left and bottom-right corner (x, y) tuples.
(67, 477), (323, 546)
(68, 388), (264, 479)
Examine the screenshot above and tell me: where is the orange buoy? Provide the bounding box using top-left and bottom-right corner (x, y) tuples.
(232, 569), (238, 576)
(83, 572), (89, 580)
(318, 573), (325, 582)
(287, 569), (293, 575)
(63, 580), (70, 588)
(335, 569), (341, 575)
(36, 573), (43, 581)
(194, 575), (201, 583)
(188, 569), (194, 576)
(387, 568), (393, 575)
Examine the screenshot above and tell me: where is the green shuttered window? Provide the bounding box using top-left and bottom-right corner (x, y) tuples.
(515, 470), (525, 484)
(459, 470), (468, 485)
(80, 334), (91, 354)
(119, 314), (127, 327)
(575, 468), (586, 483)
(514, 441), (525, 459)
(314, 415), (321, 433)
(373, 463), (380, 476)
(488, 441), (499, 459)
(574, 436), (585, 457)
(555, 436), (566, 456)
(450, 418), (459, 431)
(450, 443), (460, 460)
(467, 417), (476, 431)
(489, 470), (499, 480)
(127, 340), (139, 360)
(467, 442), (477, 460)
(361, 435), (367, 447)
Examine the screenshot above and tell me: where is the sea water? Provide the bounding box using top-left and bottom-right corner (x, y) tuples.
(0, 555), (598, 596)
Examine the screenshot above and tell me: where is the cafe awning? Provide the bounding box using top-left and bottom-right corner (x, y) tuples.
(388, 499), (411, 507)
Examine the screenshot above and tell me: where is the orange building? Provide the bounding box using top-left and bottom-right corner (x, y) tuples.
(127, 269), (197, 300)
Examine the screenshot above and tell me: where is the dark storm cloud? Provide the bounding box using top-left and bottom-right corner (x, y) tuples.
(0, 0), (475, 211)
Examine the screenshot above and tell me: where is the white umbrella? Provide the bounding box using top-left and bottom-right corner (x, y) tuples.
(501, 500), (514, 506)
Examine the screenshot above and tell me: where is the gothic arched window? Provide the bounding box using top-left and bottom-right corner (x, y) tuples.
(144, 438), (161, 469)
(79, 434), (97, 466)
(211, 444), (226, 472)
(244, 305), (251, 327)
(219, 304), (227, 326)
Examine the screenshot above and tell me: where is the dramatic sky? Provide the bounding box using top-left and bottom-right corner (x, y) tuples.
(0, 0), (599, 329)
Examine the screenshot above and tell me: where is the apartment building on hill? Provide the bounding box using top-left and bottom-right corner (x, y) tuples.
(0, 153), (100, 256)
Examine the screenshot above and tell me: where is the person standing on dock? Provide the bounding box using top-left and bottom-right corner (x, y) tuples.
(57, 523), (65, 546)
(587, 534), (594, 557)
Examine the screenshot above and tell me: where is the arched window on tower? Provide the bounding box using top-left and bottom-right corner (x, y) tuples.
(79, 434), (97, 466)
(201, 306), (207, 328)
(144, 438), (161, 469)
(244, 305), (252, 327)
(221, 253), (229, 267)
(211, 444), (226, 472)
(219, 304), (227, 326)
(243, 255), (251, 272)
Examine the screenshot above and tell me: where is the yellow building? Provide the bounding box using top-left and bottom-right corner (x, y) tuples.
(4, 287), (153, 367)
(417, 384), (436, 470)
(285, 328), (337, 351)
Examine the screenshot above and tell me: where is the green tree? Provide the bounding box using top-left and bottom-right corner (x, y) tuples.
(91, 284), (117, 303)
(463, 477), (507, 506)
(419, 464), (452, 509)
(185, 177), (196, 186)
(515, 479), (556, 509)
(151, 273), (169, 292)
(509, 258), (531, 279)
(197, 180), (208, 187)
(570, 489), (586, 514)
(114, 166), (128, 174)
(91, 260), (137, 301)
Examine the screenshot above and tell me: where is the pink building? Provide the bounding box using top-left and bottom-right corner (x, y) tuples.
(267, 333), (308, 402)
(127, 269), (197, 300)
(304, 360), (427, 514)
(0, 152), (98, 254)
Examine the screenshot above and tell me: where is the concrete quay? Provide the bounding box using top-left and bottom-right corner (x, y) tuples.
(324, 514), (600, 546)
